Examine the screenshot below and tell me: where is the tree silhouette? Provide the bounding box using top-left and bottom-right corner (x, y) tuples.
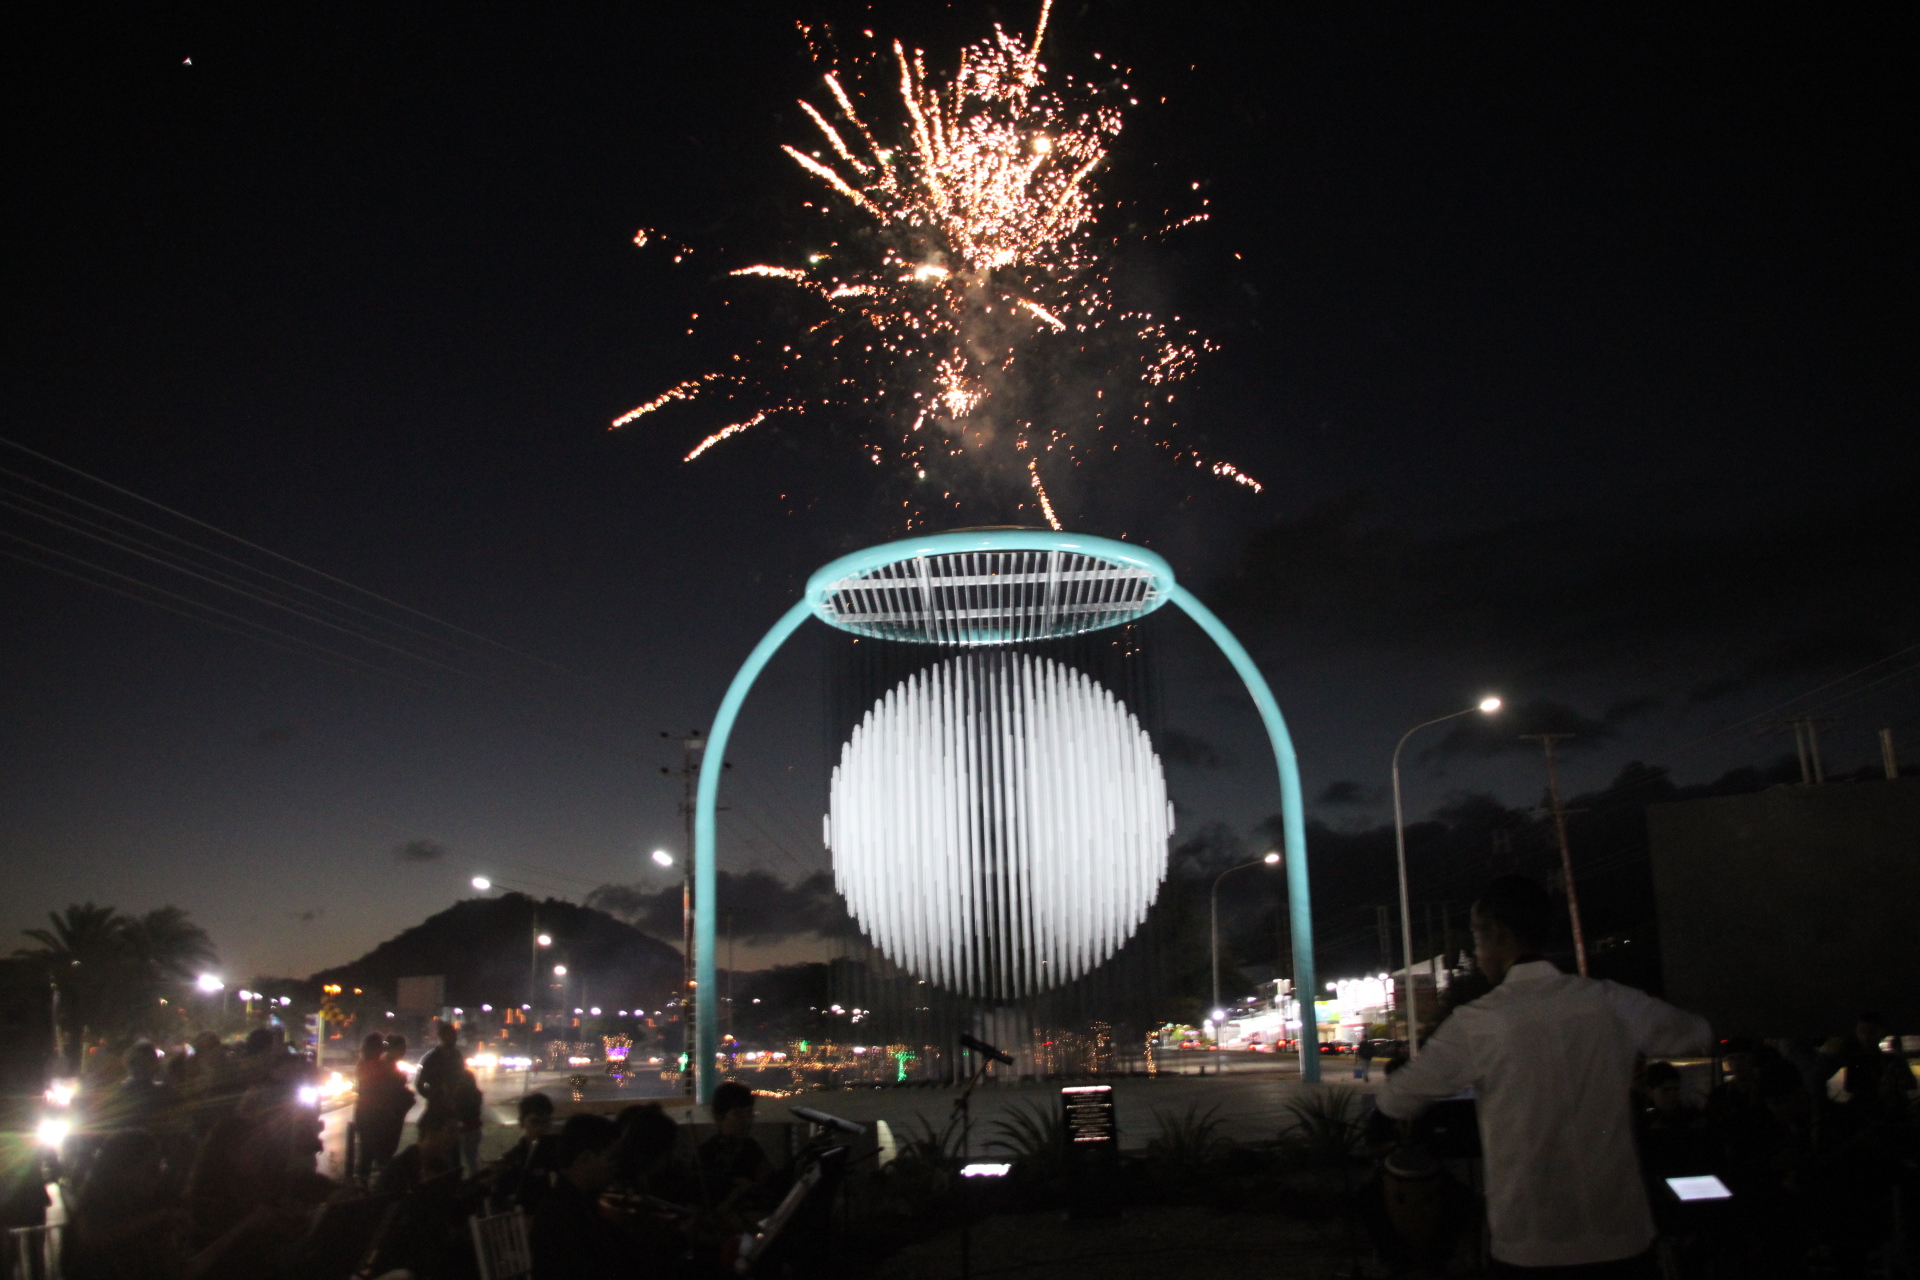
(16, 902), (217, 1065)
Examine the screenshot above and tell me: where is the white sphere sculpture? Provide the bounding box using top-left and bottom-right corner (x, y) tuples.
(825, 650), (1174, 1000)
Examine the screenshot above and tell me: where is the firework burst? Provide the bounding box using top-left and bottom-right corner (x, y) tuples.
(614, 1), (1261, 526)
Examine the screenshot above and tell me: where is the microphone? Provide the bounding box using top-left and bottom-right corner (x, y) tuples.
(960, 1033), (1013, 1065)
(790, 1106), (867, 1135)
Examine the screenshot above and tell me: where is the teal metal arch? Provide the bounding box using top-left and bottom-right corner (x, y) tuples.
(693, 532), (1321, 1102)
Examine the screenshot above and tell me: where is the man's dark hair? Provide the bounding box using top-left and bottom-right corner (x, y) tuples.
(244, 1027), (275, 1055)
(711, 1081), (755, 1121)
(615, 1104), (680, 1178)
(1474, 875), (1553, 950)
(517, 1091), (555, 1123)
(1643, 1061), (1681, 1089)
(556, 1113), (619, 1168)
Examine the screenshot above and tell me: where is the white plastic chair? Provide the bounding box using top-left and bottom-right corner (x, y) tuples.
(7, 1224), (63, 1280)
(468, 1208), (531, 1280)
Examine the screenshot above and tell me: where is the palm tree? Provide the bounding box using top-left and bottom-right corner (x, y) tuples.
(17, 903), (219, 1065)
(124, 906), (217, 983)
(18, 902), (132, 1064)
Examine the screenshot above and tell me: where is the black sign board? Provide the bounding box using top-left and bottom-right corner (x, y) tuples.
(1060, 1085), (1117, 1153)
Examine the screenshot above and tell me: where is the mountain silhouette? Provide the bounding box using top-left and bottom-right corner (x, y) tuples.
(309, 892), (681, 1010)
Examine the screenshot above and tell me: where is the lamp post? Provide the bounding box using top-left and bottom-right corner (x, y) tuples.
(1392, 696), (1501, 1056)
(524, 929), (551, 1096)
(1211, 852), (1283, 1038)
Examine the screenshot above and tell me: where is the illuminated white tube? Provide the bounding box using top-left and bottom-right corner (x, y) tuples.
(828, 652), (1171, 998)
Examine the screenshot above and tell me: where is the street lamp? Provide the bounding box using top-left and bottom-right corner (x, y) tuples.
(651, 850), (674, 867)
(1211, 851), (1283, 1034)
(1392, 696), (1501, 1056)
(471, 876), (492, 891)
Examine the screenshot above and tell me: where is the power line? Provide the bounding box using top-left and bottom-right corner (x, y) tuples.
(0, 491), (491, 680)
(1, 532), (432, 689)
(0, 435), (559, 669)
(0, 468), (527, 669)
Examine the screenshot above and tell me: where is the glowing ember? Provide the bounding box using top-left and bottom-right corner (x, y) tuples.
(613, 2), (1262, 524)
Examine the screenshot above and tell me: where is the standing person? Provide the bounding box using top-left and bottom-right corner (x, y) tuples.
(1377, 875), (1711, 1277)
(415, 1020), (464, 1124)
(358, 1035), (414, 1178)
(100, 1041), (170, 1136)
(452, 1063), (485, 1177)
(1355, 1037), (1377, 1082)
(350, 1033), (387, 1181)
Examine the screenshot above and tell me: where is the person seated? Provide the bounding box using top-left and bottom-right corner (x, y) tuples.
(1636, 1061), (1713, 1187)
(185, 1086), (332, 1250)
(531, 1114), (641, 1279)
(607, 1103), (694, 1265)
(613, 1102), (685, 1199)
(491, 1091), (563, 1213)
(72, 1129), (312, 1280)
(696, 1082), (772, 1212)
(361, 1109), (486, 1280)
(375, 1109), (464, 1198)
(66, 1130), (183, 1280)
(1816, 1012), (1916, 1122)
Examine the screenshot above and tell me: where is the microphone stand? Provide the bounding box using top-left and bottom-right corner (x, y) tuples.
(954, 1052), (994, 1280)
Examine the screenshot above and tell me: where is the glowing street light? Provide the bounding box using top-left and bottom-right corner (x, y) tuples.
(651, 849), (674, 867)
(536, 934), (552, 947)
(471, 876), (492, 891)
(1392, 696), (1503, 1057)
(1210, 852), (1285, 1031)
(552, 965), (567, 976)
(195, 974), (224, 994)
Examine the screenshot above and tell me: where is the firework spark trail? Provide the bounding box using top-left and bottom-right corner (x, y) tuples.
(613, 1), (1264, 525)
(1027, 459), (1062, 530)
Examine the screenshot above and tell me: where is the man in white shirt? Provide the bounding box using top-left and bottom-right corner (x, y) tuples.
(1378, 876), (1711, 1276)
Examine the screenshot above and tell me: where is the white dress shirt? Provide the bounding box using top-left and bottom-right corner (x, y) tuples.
(1377, 960), (1711, 1268)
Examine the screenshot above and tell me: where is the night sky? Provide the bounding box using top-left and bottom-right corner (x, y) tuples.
(6, 3), (1909, 983)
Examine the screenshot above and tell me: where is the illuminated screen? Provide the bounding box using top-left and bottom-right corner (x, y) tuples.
(1665, 1175), (1733, 1201)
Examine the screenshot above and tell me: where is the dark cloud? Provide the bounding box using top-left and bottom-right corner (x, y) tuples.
(1317, 780), (1380, 806)
(1423, 700), (1616, 760)
(587, 869), (853, 943)
(1686, 632), (1891, 703)
(395, 839), (449, 863)
(293, 907), (323, 923)
(1158, 728), (1228, 770)
(1217, 495), (1919, 698)
(1603, 696), (1662, 723)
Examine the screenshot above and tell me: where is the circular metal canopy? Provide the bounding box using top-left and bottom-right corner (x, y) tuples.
(804, 529), (1176, 646)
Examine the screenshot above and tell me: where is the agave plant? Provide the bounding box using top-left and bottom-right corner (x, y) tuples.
(1278, 1086), (1367, 1166)
(985, 1099), (1065, 1170)
(1146, 1102), (1226, 1166)
(896, 1112), (965, 1167)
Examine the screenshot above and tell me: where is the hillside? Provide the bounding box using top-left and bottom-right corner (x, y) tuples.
(310, 892), (682, 1010)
